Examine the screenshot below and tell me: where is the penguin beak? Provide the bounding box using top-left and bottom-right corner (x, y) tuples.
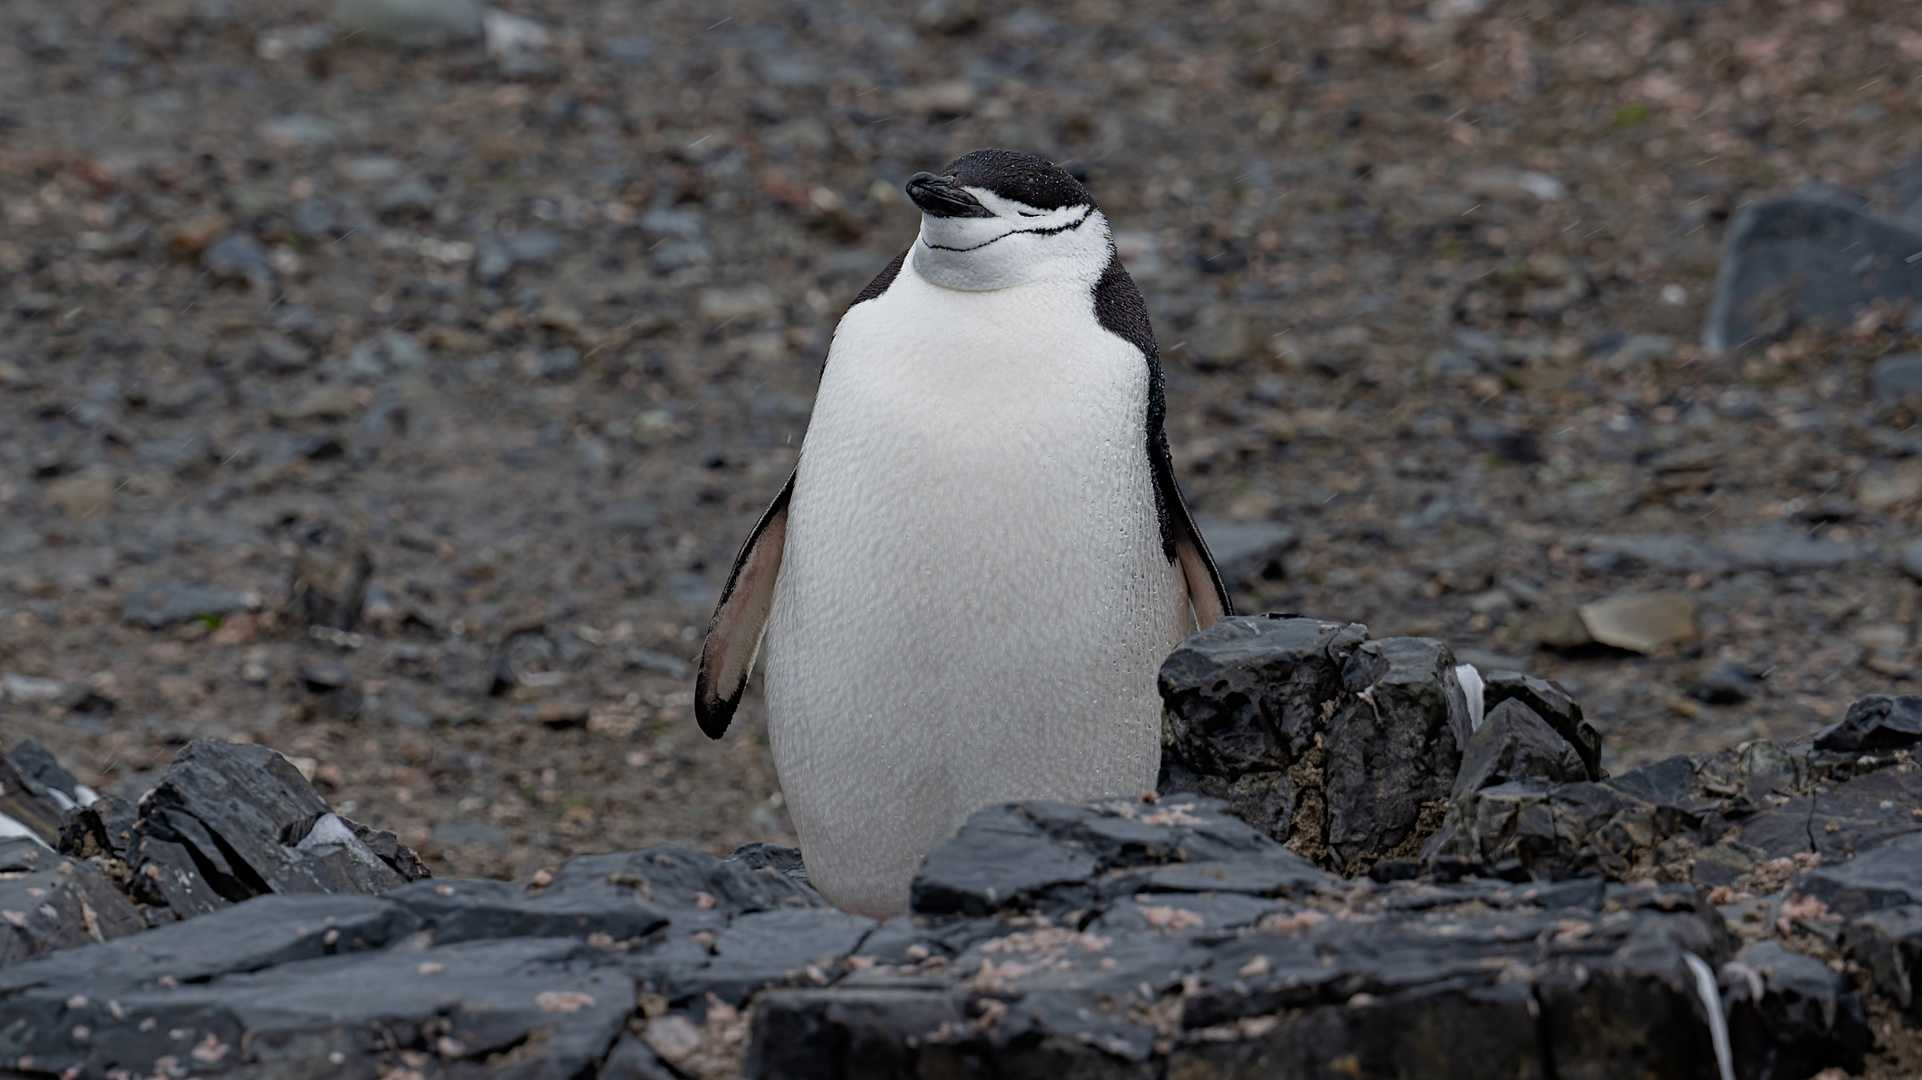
(905, 173), (994, 219)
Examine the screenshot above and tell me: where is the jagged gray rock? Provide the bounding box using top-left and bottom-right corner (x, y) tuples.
(1451, 697), (1590, 798)
(1161, 616), (1503, 873)
(1324, 636), (1470, 868)
(1793, 832), (1922, 915)
(1725, 940), (1872, 1079)
(1841, 903), (1922, 1014)
(1816, 694), (1922, 752)
(1481, 668), (1603, 779)
(1434, 731), (1922, 886)
(126, 739), (426, 918)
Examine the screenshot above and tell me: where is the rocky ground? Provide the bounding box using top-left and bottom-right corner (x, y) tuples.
(6, 627), (1922, 1078)
(5, 0), (1922, 890)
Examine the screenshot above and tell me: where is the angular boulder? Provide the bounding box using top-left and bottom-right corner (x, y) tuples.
(1323, 636), (1471, 869)
(1452, 698), (1591, 798)
(1705, 193), (1922, 353)
(1815, 694), (1922, 753)
(1481, 669), (1603, 779)
(125, 739), (427, 919)
(1159, 616), (1480, 871)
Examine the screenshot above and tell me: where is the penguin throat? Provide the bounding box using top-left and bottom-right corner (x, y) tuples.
(910, 207), (1109, 292)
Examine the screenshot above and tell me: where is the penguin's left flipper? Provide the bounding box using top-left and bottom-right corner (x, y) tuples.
(695, 471), (794, 739)
(1155, 464), (1233, 631)
(1173, 512), (1232, 630)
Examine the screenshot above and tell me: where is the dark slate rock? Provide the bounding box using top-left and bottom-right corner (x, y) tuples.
(0, 892), (419, 994)
(386, 876), (673, 945)
(1815, 694), (1922, 752)
(1716, 529), (1877, 574)
(1841, 903), (1922, 1014)
(725, 841), (810, 886)
(603, 1029), (683, 1079)
(1127, 856), (1328, 898)
(898, 880), (1722, 1080)
(1324, 637), (1469, 868)
(0, 838), (144, 965)
(58, 793), (138, 860)
(623, 932), (725, 1004)
(346, 817), (430, 882)
(1792, 832), (1922, 915)
(4, 936), (630, 1080)
(126, 739), (420, 919)
(7, 669), (1908, 1079)
(1692, 657), (1766, 706)
(1725, 939), (1872, 1079)
(1705, 194), (1922, 353)
(749, 877), (1742, 1078)
(1482, 669), (1603, 779)
(913, 797), (1332, 919)
(1872, 351), (1922, 403)
(1434, 736), (1850, 882)
(1174, 984), (1546, 1080)
(1903, 537), (1922, 583)
(1690, 841), (1767, 888)
(852, 913), (1013, 967)
(1195, 518), (1299, 590)
(696, 906), (877, 1005)
(910, 804), (1102, 917)
(1160, 614), (1367, 774)
(1808, 765), (1922, 860)
(1452, 698), (1590, 798)
(1085, 889), (1283, 935)
(554, 843), (823, 916)
(747, 988), (970, 1079)
(120, 582), (260, 629)
(4, 739), (84, 806)
(0, 749), (66, 846)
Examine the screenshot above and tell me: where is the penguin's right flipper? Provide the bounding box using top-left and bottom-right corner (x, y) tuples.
(695, 471), (794, 739)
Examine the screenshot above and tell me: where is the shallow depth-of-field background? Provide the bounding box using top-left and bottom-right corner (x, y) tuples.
(3, 0), (1922, 879)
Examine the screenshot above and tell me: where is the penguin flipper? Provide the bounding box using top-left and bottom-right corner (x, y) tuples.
(1173, 503), (1232, 631)
(1151, 455), (1232, 630)
(695, 471), (794, 739)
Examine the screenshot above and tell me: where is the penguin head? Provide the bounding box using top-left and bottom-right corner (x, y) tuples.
(905, 149), (1111, 291)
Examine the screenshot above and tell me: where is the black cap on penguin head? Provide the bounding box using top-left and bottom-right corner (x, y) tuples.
(907, 149), (1095, 215)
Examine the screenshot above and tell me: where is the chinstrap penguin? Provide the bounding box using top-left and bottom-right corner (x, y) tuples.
(696, 149), (1232, 918)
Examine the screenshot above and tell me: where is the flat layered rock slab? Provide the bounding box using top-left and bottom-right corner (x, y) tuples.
(0, 892), (418, 996)
(748, 880), (1733, 1080)
(912, 797), (1334, 919)
(5, 936), (631, 1080)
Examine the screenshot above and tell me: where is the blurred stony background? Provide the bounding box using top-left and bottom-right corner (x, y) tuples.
(3, 0), (1922, 885)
